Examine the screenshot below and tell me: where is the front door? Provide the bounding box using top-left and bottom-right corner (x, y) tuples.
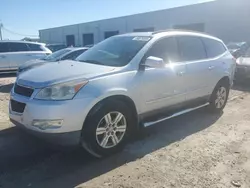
(139, 37), (187, 115)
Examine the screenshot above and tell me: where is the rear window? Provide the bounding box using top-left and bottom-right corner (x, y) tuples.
(177, 36), (206, 62)
(0, 43), (9, 53)
(202, 38), (226, 58)
(27, 43), (44, 51)
(9, 42), (29, 52)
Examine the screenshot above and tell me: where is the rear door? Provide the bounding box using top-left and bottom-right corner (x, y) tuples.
(202, 38), (228, 91)
(176, 35), (210, 101)
(0, 42), (11, 71)
(26, 43), (49, 59)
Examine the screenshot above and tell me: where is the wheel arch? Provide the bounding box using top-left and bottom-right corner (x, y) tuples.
(217, 76), (230, 87)
(83, 94), (139, 131)
(210, 76), (230, 101)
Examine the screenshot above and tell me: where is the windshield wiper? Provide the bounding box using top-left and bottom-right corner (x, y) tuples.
(78, 59), (105, 65)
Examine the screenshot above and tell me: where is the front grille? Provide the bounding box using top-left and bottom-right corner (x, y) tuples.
(11, 100), (26, 113)
(14, 84), (34, 97)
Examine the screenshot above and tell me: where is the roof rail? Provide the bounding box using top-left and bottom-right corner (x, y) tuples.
(152, 29), (208, 35)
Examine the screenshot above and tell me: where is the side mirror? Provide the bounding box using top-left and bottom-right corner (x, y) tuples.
(143, 56), (165, 68)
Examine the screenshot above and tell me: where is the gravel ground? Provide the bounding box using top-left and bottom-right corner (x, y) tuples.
(0, 75), (250, 188)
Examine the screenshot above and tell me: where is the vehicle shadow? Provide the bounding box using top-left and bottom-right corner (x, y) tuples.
(232, 79), (250, 92)
(0, 108), (222, 188)
(0, 73), (16, 79)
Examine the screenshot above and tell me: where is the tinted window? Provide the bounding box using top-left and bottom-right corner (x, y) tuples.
(27, 43), (43, 51)
(177, 36), (206, 61)
(203, 38), (226, 58)
(9, 42), (29, 52)
(76, 36), (151, 67)
(0, 43), (9, 53)
(146, 37), (179, 63)
(61, 49), (87, 60)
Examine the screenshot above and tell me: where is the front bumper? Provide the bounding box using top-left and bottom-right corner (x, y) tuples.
(9, 86), (96, 146)
(10, 119), (81, 146)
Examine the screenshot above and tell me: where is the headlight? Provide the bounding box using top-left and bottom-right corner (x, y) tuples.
(35, 80), (88, 100)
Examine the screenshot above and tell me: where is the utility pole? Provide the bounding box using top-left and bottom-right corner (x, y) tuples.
(0, 22), (2, 40)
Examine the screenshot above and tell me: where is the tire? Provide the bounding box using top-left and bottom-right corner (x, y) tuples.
(208, 80), (230, 113)
(80, 100), (133, 158)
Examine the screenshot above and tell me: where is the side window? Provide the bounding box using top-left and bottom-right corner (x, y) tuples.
(9, 43), (29, 52)
(202, 38), (226, 58)
(0, 43), (9, 53)
(146, 37), (179, 63)
(61, 49), (86, 60)
(177, 36), (206, 61)
(27, 43), (43, 51)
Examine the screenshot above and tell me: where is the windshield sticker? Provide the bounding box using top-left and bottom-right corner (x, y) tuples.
(132, 37), (151, 41)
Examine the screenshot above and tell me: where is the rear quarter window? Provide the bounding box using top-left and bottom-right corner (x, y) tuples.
(202, 38), (226, 58)
(27, 43), (44, 51)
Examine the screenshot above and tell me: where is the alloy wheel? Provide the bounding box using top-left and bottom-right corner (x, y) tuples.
(215, 86), (227, 109)
(96, 111), (127, 149)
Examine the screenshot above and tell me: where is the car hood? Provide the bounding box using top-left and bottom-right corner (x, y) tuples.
(19, 59), (47, 70)
(17, 60), (116, 88)
(19, 59), (46, 69)
(237, 57), (250, 66)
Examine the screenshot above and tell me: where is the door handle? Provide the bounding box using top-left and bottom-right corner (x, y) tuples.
(208, 66), (214, 70)
(177, 71), (185, 76)
(0, 55), (6, 58)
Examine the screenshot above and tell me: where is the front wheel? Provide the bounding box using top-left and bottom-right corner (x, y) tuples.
(81, 100), (133, 158)
(208, 81), (229, 112)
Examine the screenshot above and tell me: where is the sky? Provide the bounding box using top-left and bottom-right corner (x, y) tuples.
(0, 0), (211, 40)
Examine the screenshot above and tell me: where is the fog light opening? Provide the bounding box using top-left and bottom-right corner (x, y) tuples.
(32, 119), (63, 130)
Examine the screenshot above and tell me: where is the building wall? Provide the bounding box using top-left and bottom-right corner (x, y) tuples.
(39, 0), (250, 46)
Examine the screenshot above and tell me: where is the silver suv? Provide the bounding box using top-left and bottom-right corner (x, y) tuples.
(9, 30), (236, 157)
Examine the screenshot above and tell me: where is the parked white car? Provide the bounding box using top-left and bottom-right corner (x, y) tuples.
(9, 30), (236, 158)
(0, 41), (51, 71)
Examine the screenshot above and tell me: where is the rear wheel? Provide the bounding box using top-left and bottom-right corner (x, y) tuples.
(81, 100), (133, 158)
(209, 80), (229, 112)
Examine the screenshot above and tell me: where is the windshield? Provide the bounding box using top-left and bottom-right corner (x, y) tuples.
(43, 48), (71, 61)
(76, 36), (151, 67)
